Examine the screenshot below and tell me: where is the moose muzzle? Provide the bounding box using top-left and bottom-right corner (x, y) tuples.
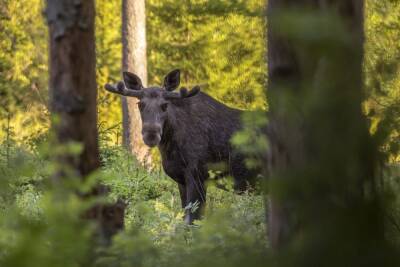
(142, 123), (162, 147)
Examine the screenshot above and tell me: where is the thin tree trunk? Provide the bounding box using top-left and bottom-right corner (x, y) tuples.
(46, 0), (124, 244)
(122, 0), (152, 166)
(266, 0), (386, 262)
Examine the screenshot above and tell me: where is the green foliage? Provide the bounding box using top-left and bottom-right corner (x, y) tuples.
(0, 142), (266, 267)
(0, 0), (49, 143)
(147, 0), (266, 109)
(99, 146), (265, 239)
(0, 140), (94, 267)
(365, 1), (400, 163)
(231, 111), (268, 169)
(0, 0), (48, 114)
(96, 0), (123, 145)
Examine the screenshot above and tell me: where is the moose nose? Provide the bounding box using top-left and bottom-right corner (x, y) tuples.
(142, 123), (162, 134)
(142, 123), (162, 147)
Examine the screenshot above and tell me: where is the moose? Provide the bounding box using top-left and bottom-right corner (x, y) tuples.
(105, 70), (258, 224)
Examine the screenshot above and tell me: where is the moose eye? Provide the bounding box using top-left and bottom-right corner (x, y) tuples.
(137, 102), (145, 111)
(161, 103), (168, 112)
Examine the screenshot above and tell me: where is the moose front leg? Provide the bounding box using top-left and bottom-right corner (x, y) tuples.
(178, 183), (187, 209)
(184, 168), (207, 224)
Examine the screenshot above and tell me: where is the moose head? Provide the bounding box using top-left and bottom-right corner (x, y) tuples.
(105, 69), (200, 147)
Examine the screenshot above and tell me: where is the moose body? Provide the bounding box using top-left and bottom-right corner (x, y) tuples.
(105, 70), (256, 224)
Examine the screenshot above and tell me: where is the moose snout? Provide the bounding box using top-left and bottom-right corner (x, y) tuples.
(142, 123), (162, 135)
(142, 123), (162, 147)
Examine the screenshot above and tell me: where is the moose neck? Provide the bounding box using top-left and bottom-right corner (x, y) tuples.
(159, 118), (174, 149)
(157, 100), (187, 154)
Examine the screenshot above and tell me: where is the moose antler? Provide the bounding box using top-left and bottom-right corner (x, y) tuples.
(104, 81), (143, 98)
(163, 86), (200, 100)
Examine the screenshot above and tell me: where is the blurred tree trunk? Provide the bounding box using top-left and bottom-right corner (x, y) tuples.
(266, 0), (389, 263)
(46, 0), (124, 244)
(122, 0), (152, 166)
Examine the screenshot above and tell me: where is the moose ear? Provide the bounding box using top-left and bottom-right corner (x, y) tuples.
(163, 69), (180, 91)
(123, 72), (143, 90)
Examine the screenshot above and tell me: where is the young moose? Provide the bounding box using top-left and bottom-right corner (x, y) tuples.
(105, 70), (256, 224)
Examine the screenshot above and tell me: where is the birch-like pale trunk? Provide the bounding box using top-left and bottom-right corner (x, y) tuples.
(122, 0), (152, 166)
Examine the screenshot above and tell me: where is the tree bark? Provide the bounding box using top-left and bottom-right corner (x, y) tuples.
(122, 0), (152, 166)
(46, 0), (124, 244)
(266, 0), (385, 260)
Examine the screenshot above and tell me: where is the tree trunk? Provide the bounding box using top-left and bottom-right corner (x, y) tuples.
(46, 0), (124, 244)
(121, 0), (152, 166)
(266, 0), (387, 263)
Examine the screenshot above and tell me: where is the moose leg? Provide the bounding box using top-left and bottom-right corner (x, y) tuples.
(178, 183), (187, 209)
(184, 169), (207, 224)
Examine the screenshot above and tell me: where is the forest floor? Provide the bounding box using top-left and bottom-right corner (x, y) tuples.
(0, 143), (267, 266)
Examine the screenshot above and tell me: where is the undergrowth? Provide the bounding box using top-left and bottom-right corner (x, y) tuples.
(0, 141), (267, 267)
